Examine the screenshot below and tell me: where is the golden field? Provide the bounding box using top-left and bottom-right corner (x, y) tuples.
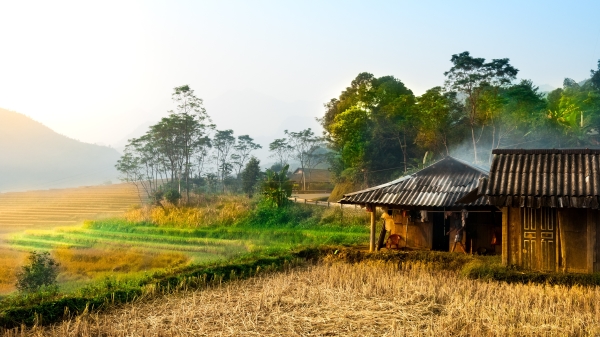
(0, 183), (142, 235)
(6, 259), (600, 337)
(0, 184), (146, 293)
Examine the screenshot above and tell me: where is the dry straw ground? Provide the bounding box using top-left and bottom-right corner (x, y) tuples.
(5, 259), (600, 337)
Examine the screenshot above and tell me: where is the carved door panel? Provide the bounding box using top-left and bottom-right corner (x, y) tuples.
(522, 208), (557, 271)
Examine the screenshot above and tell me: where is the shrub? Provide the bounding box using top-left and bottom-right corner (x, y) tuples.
(261, 164), (293, 207)
(164, 189), (182, 204)
(15, 251), (60, 292)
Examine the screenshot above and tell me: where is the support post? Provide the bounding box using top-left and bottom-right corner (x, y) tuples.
(370, 204), (376, 252)
(587, 209), (596, 273)
(502, 207), (508, 266)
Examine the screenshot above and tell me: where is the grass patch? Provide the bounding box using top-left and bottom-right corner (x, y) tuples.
(0, 196), (368, 324)
(0, 247), (309, 328)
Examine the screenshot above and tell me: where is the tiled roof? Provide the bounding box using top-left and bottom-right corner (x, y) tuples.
(290, 168), (331, 183)
(339, 156), (489, 207)
(485, 149), (600, 208)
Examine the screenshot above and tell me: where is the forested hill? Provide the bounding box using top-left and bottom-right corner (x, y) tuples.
(0, 109), (120, 192)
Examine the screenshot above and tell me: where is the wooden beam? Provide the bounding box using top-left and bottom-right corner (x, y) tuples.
(370, 205), (376, 252)
(587, 209), (596, 273)
(502, 207), (508, 266)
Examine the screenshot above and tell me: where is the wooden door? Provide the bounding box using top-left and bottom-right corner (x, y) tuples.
(522, 208), (557, 271)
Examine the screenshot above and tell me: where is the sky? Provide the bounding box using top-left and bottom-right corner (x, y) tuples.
(1, 0), (600, 160)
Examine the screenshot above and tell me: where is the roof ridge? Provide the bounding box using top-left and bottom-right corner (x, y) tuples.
(493, 148), (600, 155)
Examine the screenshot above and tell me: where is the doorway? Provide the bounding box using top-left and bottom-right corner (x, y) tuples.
(522, 207), (557, 271)
(431, 212), (450, 251)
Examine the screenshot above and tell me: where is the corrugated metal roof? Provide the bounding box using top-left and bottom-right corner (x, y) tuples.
(485, 149), (600, 208)
(339, 156), (489, 207)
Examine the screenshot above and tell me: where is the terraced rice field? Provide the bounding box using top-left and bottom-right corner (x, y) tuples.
(0, 183), (142, 234)
(9, 225), (248, 261)
(0, 187), (368, 294)
(0, 184), (152, 293)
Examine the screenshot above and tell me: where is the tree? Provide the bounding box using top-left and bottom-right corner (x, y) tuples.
(116, 85), (214, 203)
(372, 77), (417, 173)
(321, 73), (417, 184)
(444, 51), (518, 163)
(164, 189), (182, 205)
(284, 128), (321, 190)
(213, 129), (236, 192)
(115, 151), (145, 203)
(542, 78), (600, 147)
(241, 157), (261, 198)
(261, 164), (293, 207)
(591, 60), (600, 91)
(232, 135), (262, 177)
(16, 251), (60, 292)
(170, 85), (213, 202)
(497, 80), (546, 149)
(415, 87), (465, 156)
(268, 138), (292, 168)
(329, 106), (370, 170)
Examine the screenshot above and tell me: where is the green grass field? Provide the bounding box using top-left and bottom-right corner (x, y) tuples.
(0, 196), (370, 294)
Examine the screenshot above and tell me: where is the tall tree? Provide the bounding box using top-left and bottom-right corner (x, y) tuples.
(415, 87), (465, 157)
(285, 128), (321, 190)
(268, 138), (292, 169)
(497, 80), (546, 149)
(241, 157), (261, 198)
(213, 129), (236, 192)
(231, 135), (262, 177)
(444, 51), (518, 163)
(591, 60), (600, 91)
(170, 85), (213, 202)
(321, 73), (416, 184)
(116, 85), (213, 203)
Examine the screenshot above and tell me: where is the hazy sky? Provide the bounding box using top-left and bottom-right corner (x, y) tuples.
(1, 0), (600, 150)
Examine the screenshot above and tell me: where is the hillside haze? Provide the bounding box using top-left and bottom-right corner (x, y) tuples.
(0, 109), (120, 192)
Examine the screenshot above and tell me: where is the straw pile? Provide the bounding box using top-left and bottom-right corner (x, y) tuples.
(4, 259), (600, 336)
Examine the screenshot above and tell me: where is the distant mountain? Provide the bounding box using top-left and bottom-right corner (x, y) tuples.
(0, 109), (121, 192)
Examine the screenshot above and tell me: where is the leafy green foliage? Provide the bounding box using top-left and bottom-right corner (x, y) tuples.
(261, 164), (293, 207)
(115, 85), (214, 203)
(163, 189), (181, 204)
(444, 51), (519, 163)
(321, 54), (600, 182)
(321, 73), (417, 184)
(241, 157), (261, 198)
(15, 251), (60, 293)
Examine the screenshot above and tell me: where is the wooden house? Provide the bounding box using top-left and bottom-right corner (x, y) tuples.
(339, 157), (501, 253)
(290, 168), (333, 191)
(481, 149), (600, 273)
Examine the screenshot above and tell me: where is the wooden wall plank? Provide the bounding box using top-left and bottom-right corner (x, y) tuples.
(509, 207), (521, 265)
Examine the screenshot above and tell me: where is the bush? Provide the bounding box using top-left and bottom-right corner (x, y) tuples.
(164, 189), (181, 204)
(15, 251), (60, 293)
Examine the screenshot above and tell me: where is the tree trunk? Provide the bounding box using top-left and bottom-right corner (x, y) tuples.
(471, 125), (478, 164)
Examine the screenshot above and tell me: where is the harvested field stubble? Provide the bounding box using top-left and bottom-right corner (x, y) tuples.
(8, 260), (600, 336)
